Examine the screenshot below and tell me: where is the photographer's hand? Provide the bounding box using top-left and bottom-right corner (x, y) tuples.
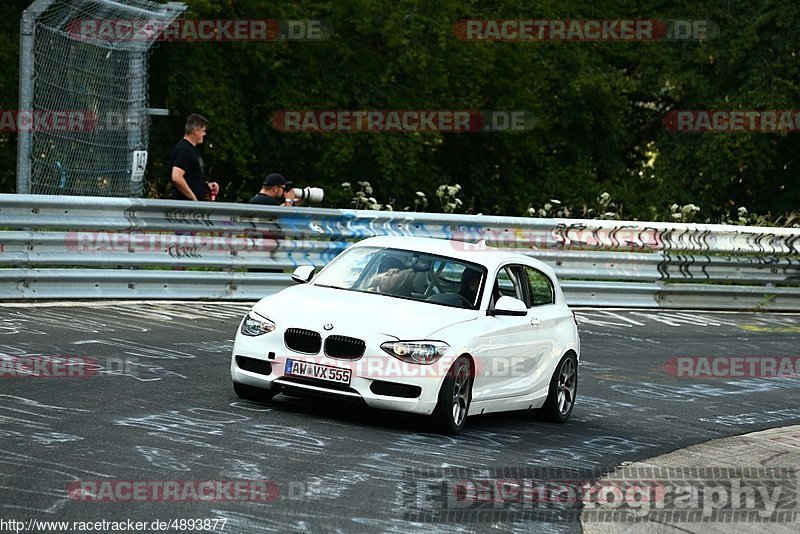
(283, 187), (298, 206)
(207, 181), (220, 201)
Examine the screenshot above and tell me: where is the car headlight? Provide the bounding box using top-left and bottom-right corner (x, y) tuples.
(240, 311), (276, 336)
(380, 341), (449, 364)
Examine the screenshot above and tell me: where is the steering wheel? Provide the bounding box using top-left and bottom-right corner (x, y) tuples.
(454, 293), (473, 308)
(425, 262), (448, 295)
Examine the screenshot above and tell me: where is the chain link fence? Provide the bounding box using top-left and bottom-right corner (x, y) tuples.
(17, 0), (184, 197)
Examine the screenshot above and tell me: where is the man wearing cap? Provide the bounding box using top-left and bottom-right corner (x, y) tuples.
(248, 173), (300, 206)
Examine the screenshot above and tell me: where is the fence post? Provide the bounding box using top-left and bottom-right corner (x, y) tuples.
(15, 0), (186, 198)
(16, 0), (55, 195)
(128, 51), (146, 197)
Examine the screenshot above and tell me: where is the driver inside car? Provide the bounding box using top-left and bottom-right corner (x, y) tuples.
(368, 256), (414, 296)
(458, 268), (482, 308)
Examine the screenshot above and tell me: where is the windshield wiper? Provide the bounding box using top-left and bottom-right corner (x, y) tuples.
(314, 284), (351, 291)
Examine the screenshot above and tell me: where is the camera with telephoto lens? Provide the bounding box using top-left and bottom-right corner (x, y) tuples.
(291, 187), (324, 203)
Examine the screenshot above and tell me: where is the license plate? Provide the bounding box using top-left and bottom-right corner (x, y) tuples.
(284, 359), (352, 385)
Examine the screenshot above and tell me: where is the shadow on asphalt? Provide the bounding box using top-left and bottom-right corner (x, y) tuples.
(231, 390), (583, 436)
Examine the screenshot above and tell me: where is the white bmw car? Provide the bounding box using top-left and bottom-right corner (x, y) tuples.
(231, 236), (580, 433)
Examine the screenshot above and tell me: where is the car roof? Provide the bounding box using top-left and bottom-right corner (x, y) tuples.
(351, 235), (557, 277)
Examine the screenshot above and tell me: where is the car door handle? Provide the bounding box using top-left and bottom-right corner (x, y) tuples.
(530, 318), (541, 327)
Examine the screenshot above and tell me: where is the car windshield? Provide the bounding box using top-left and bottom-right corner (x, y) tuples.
(312, 246), (487, 310)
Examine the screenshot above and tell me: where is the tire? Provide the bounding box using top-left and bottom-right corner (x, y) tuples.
(233, 382), (277, 403)
(537, 353), (578, 423)
(431, 356), (472, 434)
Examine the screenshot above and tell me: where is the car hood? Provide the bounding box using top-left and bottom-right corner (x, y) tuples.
(251, 283), (479, 340)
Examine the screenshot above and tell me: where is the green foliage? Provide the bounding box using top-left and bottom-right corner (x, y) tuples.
(643, 0), (800, 220)
(0, 0), (29, 195)
(1, 0), (798, 228)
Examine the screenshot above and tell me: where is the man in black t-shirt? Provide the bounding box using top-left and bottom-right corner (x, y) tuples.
(246, 172), (299, 273)
(170, 113), (220, 201)
(248, 173), (299, 207)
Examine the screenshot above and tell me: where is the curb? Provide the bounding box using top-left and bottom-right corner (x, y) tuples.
(581, 425), (800, 533)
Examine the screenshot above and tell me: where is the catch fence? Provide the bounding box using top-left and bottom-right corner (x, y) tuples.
(17, 0), (185, 197)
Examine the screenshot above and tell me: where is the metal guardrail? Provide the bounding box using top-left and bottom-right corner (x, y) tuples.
(1, 194), (799, 309)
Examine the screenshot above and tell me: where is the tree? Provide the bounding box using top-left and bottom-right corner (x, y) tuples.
(0, 0), (30, 195)
(3, 0), (798, 224)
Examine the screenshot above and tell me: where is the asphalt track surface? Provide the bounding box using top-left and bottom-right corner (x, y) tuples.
(1, 302), (798, 533)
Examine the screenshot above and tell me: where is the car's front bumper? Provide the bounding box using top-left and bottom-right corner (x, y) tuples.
(231, 329), (449, 416)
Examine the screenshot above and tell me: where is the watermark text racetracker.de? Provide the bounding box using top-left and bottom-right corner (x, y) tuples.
(664, 356), (800, 378)
(0, 110), (98, 132)
(664, 110), (800, 132)
(67, 18), (332, 42)
(66, 479), (322, 503)
(275, 354), (550, 380)
(65, 230), (278, 257)
(453, 19), (718, 41)
(67, 479), (280, 502)
(0, 355), (160, 380)
(0, 355), (96, 379)
(401, 467), (798, 523)
(271, 110), (533, 133)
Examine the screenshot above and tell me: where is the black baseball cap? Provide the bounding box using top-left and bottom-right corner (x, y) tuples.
(263, 173), (292, 187)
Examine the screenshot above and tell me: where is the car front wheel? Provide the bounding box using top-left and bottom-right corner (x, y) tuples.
(538, 353), (577, 423)
(233, 382), (277, 403)
(431, 356), (472, 434)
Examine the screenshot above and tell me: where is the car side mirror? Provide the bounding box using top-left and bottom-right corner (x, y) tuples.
(291, 265), (315, 284)
(488, 296), (528, 317)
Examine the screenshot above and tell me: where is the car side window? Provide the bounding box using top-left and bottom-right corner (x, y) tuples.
(524, 266), (555, 307)
(492, 265), (526, 307)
